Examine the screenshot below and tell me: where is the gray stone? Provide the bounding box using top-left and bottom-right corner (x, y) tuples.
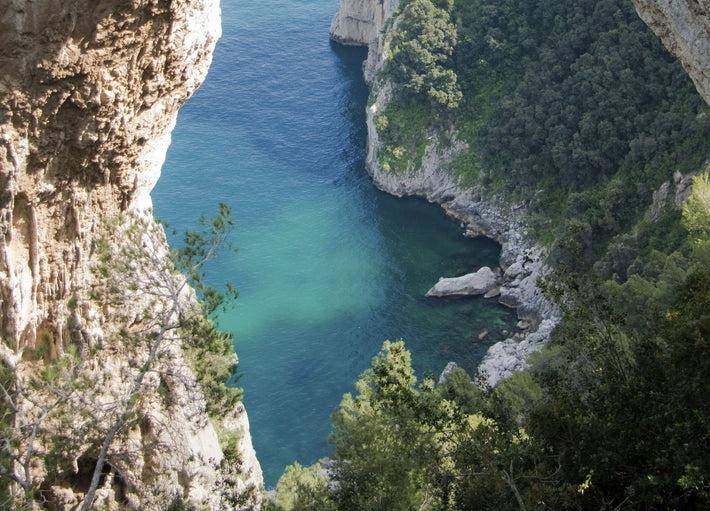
(426, 266), (497, 297)
(437, 362), (459, 386)
(498, 288), (521, 309)
(504, 260), (525, 279)
(483, 287), (500, 298)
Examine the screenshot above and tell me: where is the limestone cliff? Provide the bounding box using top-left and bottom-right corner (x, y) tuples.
(330, 0), (399, 83)
(633, 0), (710, 105)
(0, 0), (262, 508)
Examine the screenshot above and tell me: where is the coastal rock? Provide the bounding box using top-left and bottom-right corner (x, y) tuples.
(503, 260), (526, 279)
(479, 319), (557, 387)
(330, 0), (400, 83)
(426, 267), (497, 297)
(633, 0), (710, 106)
(483, 287), (501, 299)
(0, 0), (262, 508)
(437, 361), (459, 386)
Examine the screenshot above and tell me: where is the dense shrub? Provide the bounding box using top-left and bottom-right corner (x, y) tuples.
(388, 0), (462, 109)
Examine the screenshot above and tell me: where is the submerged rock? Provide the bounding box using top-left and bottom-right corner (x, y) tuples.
(426, 266), (497, 297)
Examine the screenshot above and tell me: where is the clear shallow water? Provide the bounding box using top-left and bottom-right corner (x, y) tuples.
(153, 0), (516, 487)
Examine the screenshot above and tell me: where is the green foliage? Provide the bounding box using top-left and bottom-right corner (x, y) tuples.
(376, 100), (432, 175)
(388, 0), (462, 109)
(181, 315), (243, 418)
(329, 341), (428, 510)
(279, 256), (709, 507)
(216, 424), (243, 466)
(381, 0), (710, 270)
(267, 463), (334, 511)
(683, 172), (710, 261)
(168, 203), (244, 415)
(171, 202), (239, 314)
(273, 173), (710, 509)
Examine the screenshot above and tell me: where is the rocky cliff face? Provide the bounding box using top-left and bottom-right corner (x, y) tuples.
(330, 0), (399, 83)
(633, 0), (710, 105)
(0, 0), (262, 508)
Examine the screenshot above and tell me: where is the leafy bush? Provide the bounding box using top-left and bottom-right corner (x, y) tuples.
(376, 100), (431, 174)
(266, 463), (333, 511)
(388, 0), (462, 109)
(181, 314), (243, 418)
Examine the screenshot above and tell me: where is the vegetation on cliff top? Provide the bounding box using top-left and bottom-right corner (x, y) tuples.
(378, 0), (710, 270)
(387, 0), (461, 110)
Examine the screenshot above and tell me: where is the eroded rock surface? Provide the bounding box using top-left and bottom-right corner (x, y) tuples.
(0, 0), (262, 508)
(330, 0), (399, 82)
(426, 266), (497, 297)
(633, 0), (710, 105)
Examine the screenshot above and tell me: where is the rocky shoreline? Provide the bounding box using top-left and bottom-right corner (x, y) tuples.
(330, 0), (561, 386)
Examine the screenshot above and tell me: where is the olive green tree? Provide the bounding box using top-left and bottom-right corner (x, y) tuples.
(388, 0), (462, 109)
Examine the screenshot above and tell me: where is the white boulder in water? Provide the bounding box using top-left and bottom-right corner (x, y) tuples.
(426, 266), (497, 297)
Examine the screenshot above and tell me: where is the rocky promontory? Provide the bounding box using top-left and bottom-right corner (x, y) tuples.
(426, 266), (497, 297)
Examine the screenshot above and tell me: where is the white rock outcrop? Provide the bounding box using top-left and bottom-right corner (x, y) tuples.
(330, 0), (400, 82)
(633, 0), (710, 105)
(479, 319), (557, 387)
(426, 267), (497, 297)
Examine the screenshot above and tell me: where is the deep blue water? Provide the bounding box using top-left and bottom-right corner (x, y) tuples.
(153, 0), (516, 487)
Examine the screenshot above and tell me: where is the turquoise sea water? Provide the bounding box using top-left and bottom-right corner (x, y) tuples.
(153, 0), (516, 487)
